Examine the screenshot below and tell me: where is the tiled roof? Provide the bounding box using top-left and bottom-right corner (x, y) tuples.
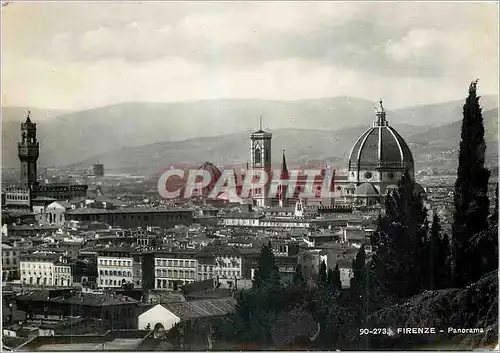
(182, 278), (216, 295)
(66, 207), (192, 215)
(11, 225), (59, 230)
(52, 292), (138, 306)
(39, 317), (84, 330)
(20, 253), (59, 261)
(2, 210), (34, 217)
(345, 230), (366, 240)
(355, 183), (379, 196)
(227, 237), (253, 244)
(69, 197), (86, 204)
(220, 212), (263, 219)
(262, 207), (294, 213)
(56, 201), (72, 209)
(96, 247), (137, 254)
(197, 246), (242, 257)
(31, 197), (57, 201)
(94, 196), (125, 204)
(162, 297), (236, 320)
(16, 290), (138, 307)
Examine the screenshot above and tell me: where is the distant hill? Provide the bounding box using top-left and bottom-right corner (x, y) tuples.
(408, 108), (498, 147)
(67, 123), (430, 174)
(408, 108), (498, 170)
(2, 95), (497, 170)
(390, 95), (498, 128)
(67, 108), (498, 175)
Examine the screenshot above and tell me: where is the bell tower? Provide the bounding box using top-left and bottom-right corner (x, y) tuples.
(250, 116), (272, 207)
(18, 111), (39, 188)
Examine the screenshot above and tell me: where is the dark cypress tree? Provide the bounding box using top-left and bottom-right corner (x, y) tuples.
(319, 260), (327, 285)
(350, 245), (366, 301)
(441, 233), (452, 286)
(332, 264), (342, 293)
(452, 80), (491, 287)
(353, 245), (366, 280)
(427, 213), (449, 289)
(349, 245), (372, 332)
(221, 242), (284, 345)
(293, 264), (305, 286)
(327, 268), (334, 287)
(253, 241), (281, 289)
(371, 171), (429, 298)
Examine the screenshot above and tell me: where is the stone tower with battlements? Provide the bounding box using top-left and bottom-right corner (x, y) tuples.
(18, 111), (39, 188)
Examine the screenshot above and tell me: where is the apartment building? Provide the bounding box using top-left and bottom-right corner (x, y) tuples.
(97, 247), (135, 288)
(20, 252), (72, 286)
(154, 251), (198, 290)
(54, 263), (73, 286)
(2, 243), (21, 281)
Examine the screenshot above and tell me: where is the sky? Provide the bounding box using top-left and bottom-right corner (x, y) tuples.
(2, 1), (499, 111)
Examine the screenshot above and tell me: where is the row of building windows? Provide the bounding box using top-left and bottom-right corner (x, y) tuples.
(98, 259), (132, 266)
(2, 258), (17, 265)
(21, 263), (54, 269)
(275, 245), (289, 253)
(6, 195), (29, 200)
(21, 276), (70, 284)
(21, 269), (70, 276)
(155, 259), (196, 268)
(156, 279), (195, 289)
(216, 270), (241, 278)
(44, 213), (64, 223)
(3, 251), (19, 257)
(22, 277), (50, 285)
(99, 279), (129, 286)
(55, 267), (71, 273)
(77, 213), (188, 222)
(198, 265), (214, 272)
(23, 271), (52, 277)
(99, 270), (132, 277)
(215, 260), (241, 269)
(156, 269), (196, 279)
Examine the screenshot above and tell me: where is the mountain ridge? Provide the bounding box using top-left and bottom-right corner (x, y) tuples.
(64, 109), (498, 175)
(2, 96), (497, 170)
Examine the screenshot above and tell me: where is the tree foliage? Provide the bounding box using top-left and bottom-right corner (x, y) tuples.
(371, 171), (429, 299)
(253, 241), (281, 290)
(332, 264), (342, 293)
(319, 260), (327, 285)
(426, 213), (451, 289)
(452, 80), (492, 287)
(217, 242), (284, 345)
(293, 264), (306, 287)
